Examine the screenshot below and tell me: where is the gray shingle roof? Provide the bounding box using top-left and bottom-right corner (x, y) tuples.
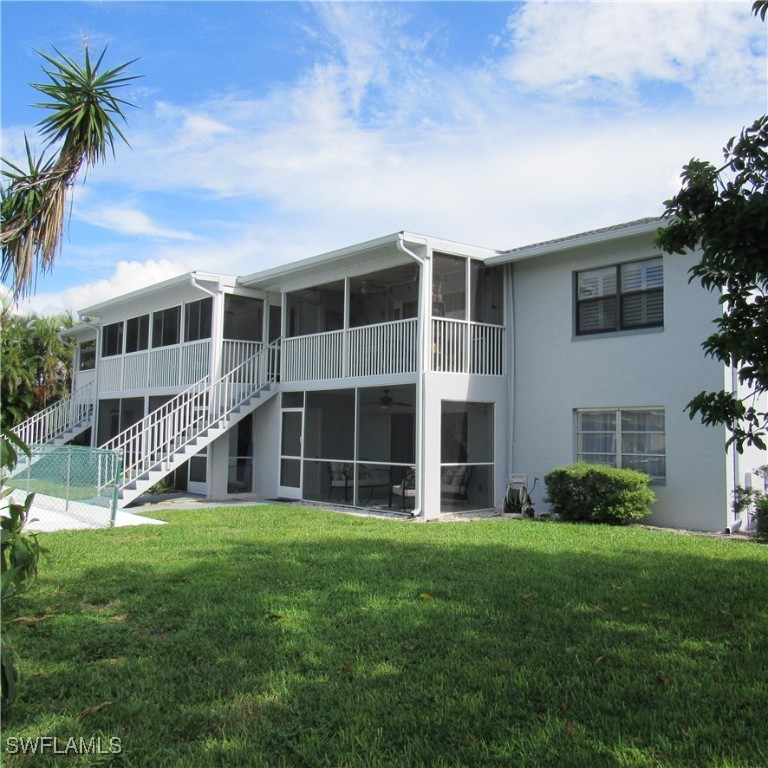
(487, 216), (664, 265)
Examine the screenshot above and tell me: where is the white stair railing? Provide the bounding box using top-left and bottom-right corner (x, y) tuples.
(101, 339), (280, 491)
(11, 381), (95, 446)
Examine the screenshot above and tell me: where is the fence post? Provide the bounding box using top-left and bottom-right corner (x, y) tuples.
(65, 447), (72, 514)
(25, 449), (32, 493)
(110, 451), (122, 527)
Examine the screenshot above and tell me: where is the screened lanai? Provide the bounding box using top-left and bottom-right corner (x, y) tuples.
(294, 384), (416, 510)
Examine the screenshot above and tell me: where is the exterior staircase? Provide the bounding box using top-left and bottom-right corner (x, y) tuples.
(11, 381), (95, 448)
(101, 339), (280, 508)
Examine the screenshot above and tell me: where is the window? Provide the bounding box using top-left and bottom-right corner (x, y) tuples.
(78, 340), (96, 371)
(287, 281), (344, 337)
(576, 258), (663, 335)
(152, 306), (181, 348)
(470, 260), (503, 326)
(125, 314), (149, 353)
(184, 298), (212, 342)
(101, 322), (123, 357)
(576, 408), (666, 480)
(433, 253), (466, 319)
(348, 264), (420, 327)
(224, 295), (263, 341)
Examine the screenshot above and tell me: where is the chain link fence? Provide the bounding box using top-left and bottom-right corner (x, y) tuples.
(5, 445), (122, 530)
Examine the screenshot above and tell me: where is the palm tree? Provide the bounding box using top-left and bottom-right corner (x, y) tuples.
(0, 305), (74, 428)
(1, 44), (137, 705)
(1, 45), (138, 298)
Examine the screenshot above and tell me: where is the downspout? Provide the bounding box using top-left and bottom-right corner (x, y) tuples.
(189, 273), (223, 502)
(728, 362), (741, 533)
(189, 273), (221, 378)
(506, 263), (516, 504)
(396, 233), (427, 519)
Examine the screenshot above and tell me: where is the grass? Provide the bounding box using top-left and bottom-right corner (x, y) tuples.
(2, 505), (767, 767)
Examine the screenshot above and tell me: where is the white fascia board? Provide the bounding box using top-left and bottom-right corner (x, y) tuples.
(239, 232), (407, 291)
(239, 232), (433, 292)
(239, 231), (502, 293)
(79, 271), (235, 318)
(61, 323), (95, 339)
(487, 218), (664, 265)
(424, 236), (501, 261)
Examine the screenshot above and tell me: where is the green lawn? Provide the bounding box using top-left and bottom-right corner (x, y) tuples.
(2, 505), (767, 767)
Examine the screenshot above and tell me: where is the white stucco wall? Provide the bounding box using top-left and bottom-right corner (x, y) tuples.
(250, 394), (281, 500)
(421, 373), (509, 519)
(509, 233), (731, 532)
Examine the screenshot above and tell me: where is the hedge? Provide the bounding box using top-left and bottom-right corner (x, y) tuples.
(544, 463), (655, 525)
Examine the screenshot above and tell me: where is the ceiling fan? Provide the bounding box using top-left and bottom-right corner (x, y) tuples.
(365, 389), (411, 411)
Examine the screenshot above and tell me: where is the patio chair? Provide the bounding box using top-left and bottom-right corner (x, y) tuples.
(328, 462), (351, 501)
(356, 465), (392, 500)
(441, 465), (471, 504)
(328, 463), (391, 503)
(390, 467), (416, 512)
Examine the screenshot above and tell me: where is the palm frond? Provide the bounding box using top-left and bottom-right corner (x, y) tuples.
(31, 46), (140, 165)
(1, 46), (138, 298)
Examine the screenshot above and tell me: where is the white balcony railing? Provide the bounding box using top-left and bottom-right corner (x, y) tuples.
(281, 317), (503, 382)
(282, 319), (419, 383)
(95, 318), (504, 393)
(348, 319), (418, 377)
(283, 330), (344, 383)
(432, 319), (504, 376)
(222, 340), (264, 374)
(98, 340), (211, 392)
(469, 322), (505, 375)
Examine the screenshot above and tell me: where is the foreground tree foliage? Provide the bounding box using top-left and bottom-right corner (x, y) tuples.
(655, 2), (767, 453)
(0, 304), (74, 429)
(1, 45), (138, 298)
(1, 44), (136, 705)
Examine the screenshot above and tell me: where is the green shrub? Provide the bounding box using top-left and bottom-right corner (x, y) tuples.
(754, 496), (768, 541)
(544, 463), (655, 525)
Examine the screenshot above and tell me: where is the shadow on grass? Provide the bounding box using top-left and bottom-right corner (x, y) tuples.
(3, 512), (768, 767)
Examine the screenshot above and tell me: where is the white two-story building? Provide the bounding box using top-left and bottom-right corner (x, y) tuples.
(16, 218), (766, 532)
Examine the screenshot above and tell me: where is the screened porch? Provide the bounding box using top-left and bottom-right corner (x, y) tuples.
(281, 257), (506, 383)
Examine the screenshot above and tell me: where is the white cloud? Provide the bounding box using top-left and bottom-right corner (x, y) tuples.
(77, 204), (196, 240)
(16, 259), (187, 316)
(499, 1), (766, 106)
(10, 0), (766, 317)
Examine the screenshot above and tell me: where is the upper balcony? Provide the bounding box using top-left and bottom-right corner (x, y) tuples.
(95, 292), (267, 394)
(90, 237), (506, 394)
(281, 254), (505, 383)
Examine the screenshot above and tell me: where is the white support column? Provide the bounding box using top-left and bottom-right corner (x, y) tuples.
(342, 277), (350, 379)
(209, 290), (224, 380)
(207, 432), (230, 501)
(418, 253), (435, 518)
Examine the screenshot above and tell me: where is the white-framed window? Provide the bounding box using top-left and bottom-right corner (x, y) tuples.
(576, 408), (666, 480)
(78, 339), (96, 371)
(184, 297), (213, 342)
(152, 306), (181, 348)
(101, 321), (124, 357)
(126, 314), (150, 353)
(575, 257), (663, 335)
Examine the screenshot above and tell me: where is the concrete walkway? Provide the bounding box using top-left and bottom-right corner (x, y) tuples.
(27, 507), (167, 532)
(14, 490), (167, 533)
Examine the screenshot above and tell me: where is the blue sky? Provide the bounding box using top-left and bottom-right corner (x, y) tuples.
(2, 1), (766, 315)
